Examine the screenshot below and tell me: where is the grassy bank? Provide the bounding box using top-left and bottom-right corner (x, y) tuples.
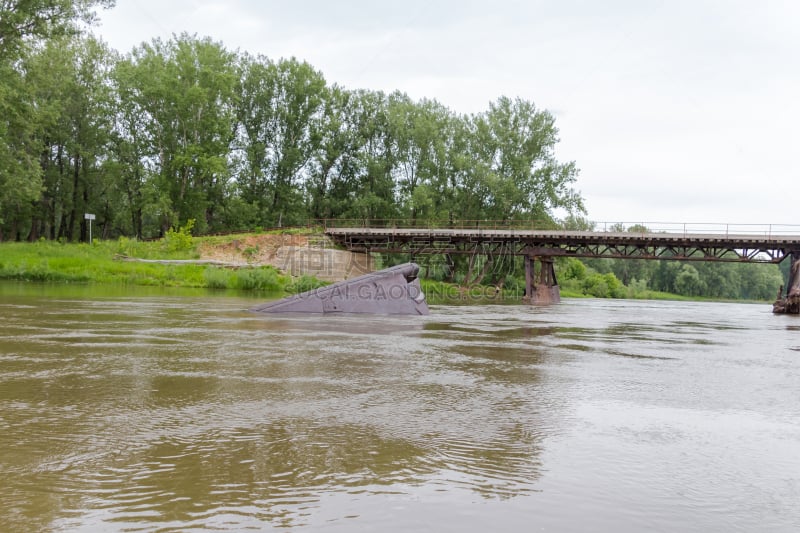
(420, 279), (708, 305)
(0, 237), (304, 292)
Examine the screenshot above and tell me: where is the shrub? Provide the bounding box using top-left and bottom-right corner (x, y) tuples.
(232, 268), (282, 292)
(203, 268), (229, 289)
(286, 275), (327, 294)
(162, 219), (195, 253)
(560, 258), (587, 280)
(242, 246), (259, 261)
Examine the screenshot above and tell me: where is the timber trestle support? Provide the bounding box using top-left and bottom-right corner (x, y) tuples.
(773, 252), (800, 314)
(523, 255), (560, 305)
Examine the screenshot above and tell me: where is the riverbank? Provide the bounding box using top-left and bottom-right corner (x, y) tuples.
(0, 233), (771, 304)
(418, 279), (710, 305)
(0, 234), (324, 294)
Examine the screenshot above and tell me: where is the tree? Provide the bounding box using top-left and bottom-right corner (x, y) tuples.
(2, 29), (589, 245)
(235, 54), (326, 226)
(109, 51), (150, 237)
(387, 94), (451, 223)
(674, 264), (706, 296)
(305, 84), (364, 220)
(469, 96), (584, 221)
(0, 0), (114, 60)
(340, 89), (398, 222)
(117, 34), (238, 235)
(0, 0), (113, 239)
(0, 63), (41, 237)
(22, 35), (115, 241)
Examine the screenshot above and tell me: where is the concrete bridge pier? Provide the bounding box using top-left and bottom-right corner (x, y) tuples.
(523, 255), (561, 305)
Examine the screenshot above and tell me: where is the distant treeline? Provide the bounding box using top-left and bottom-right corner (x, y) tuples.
(0, 27), (582, 242)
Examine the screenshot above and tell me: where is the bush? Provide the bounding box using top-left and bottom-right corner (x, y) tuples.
(286, 275), (328, 294)
(203, 268), (229, 289)
(232, 268), (282, 292)
(115, 236), (146, 258)
(162, 219), (195, 253)
(581, 272), (626, 298)
(502, 274), (523, 294)
(560, 258), (587, 280)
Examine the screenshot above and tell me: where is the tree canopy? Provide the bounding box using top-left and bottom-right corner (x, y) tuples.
(0, 21), (584, 239)
(0, 0), (114, 60)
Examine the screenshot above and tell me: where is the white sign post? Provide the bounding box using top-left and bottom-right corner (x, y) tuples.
(84, 213), (95, 244)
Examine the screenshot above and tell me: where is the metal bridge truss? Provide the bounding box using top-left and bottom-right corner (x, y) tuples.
(329, 230), (800, 264)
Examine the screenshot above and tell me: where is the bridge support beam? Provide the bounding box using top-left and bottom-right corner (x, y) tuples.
(773, 252), (800, 314)
(523, 255), (561, 305)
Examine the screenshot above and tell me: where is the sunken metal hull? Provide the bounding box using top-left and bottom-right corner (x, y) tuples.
(250, 262), (429, 315)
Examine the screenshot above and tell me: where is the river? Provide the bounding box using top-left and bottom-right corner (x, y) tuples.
(1, 283), (799, 532)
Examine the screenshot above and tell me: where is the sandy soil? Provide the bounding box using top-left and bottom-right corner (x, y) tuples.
(197, 234), (311, 267)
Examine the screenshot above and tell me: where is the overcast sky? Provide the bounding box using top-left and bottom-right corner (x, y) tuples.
(95, 1), (800, 228)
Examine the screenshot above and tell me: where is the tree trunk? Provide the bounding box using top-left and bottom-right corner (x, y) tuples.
(471, 256), (494, 286)
(68, 152), (81, 241)
(465, 250), (477, 286)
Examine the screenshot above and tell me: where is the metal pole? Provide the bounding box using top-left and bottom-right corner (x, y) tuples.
(89, 219), (92, 244)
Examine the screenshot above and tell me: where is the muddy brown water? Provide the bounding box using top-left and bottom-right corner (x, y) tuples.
(1, 283), (799, 531)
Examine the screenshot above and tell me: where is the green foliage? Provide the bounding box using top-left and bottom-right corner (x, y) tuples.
(578, 272), (626, 299)
(674, 264), (706, 296)
(2, 29), (586, 240)
(470, 96), (584, 220)
(560, 258), (587, 280)
(242, 245), (259, 261)
(115, 236), (142, 257)
(0, 238), (293, 292)
(285, 275), (328, 294)
(0, 0), (115, 61)
(231, 268), (282, 292)
(203, 268), (229, 289)
(236, 54), (327, 226)
(558, 256), (782, 302)
(162, 219), (195, 253)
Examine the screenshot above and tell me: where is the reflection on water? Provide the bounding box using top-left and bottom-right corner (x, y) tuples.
(1, 283), (799, 531)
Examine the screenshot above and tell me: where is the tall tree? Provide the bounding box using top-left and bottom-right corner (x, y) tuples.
(0, 0), (113, 239)
(108, 53), (149, 237)
(0, 0), (114, 60)
(471, 96), (583, 221)
(345, 90), (398, 222)
(23, 35), (115, 241)
(0, 63), (41, 238)
(118, 34), (238, 234)
(388, 94), (451, 223)
(305, 84), (363, 220)
(235, 54), (326, 226)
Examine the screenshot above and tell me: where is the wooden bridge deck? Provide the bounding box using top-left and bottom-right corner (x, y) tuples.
(326, 227), (800, 263)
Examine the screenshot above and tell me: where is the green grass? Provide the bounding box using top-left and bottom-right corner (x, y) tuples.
(420, 279), (520, 304)
(421, 279), (746, 305)
(0, 237), (300, 292)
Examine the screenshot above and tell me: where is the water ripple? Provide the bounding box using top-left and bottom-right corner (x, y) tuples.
(1, 290), (799, 531)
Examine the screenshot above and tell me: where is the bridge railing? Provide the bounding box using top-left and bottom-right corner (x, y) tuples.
(596, 222), (800, 238)
(316, 218), (561, 231)
(316, 219), (800, 238)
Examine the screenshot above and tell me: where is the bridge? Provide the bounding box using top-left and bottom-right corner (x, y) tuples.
(323, 222), (800, 306)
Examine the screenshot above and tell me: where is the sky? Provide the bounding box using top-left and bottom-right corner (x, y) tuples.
(94, 0), (800, 229)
